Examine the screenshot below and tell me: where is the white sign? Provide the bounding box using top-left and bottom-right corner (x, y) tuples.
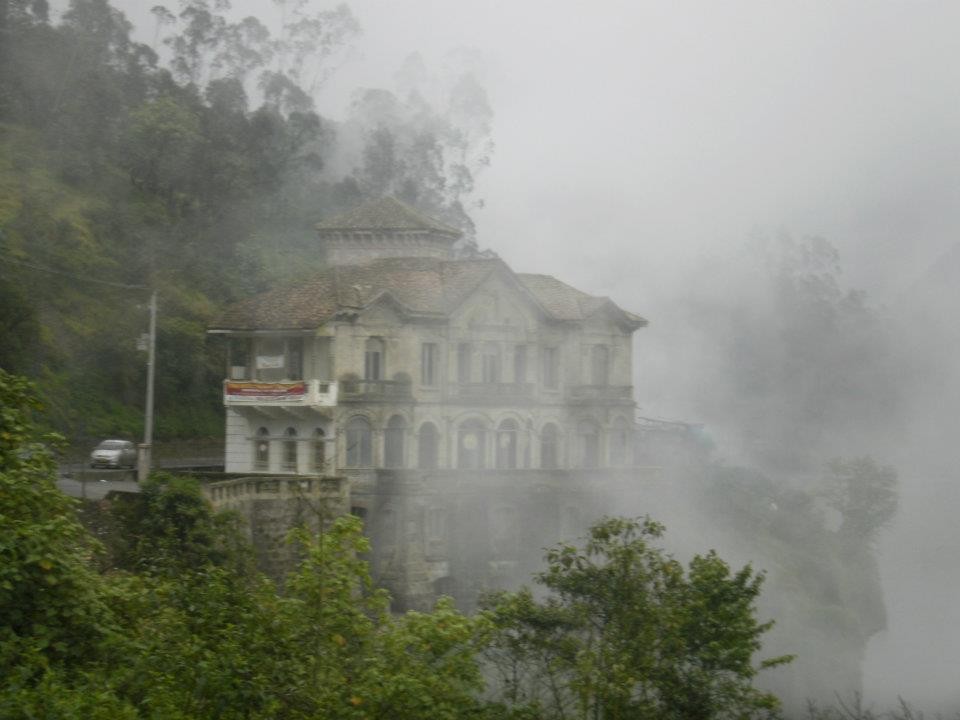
(256, 355), (285, 370)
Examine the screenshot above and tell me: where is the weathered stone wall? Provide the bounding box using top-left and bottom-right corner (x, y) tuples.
(204, 475), (349, 584)
(348, 467), (666, 612)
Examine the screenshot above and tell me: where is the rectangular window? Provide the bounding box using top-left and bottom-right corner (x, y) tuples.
(513, 345), (527, 383)
(457, 343), (472, 383)
(346, 422), (372, 467)
(421, 342), (438, 386)
(590, 345), (610, 386)
(315, 337), (333, 380)
(256, 338), (286, 381)
(482, 344), (500, 384)
(283, 441), (297, 470)
(542, 347), (559, 389)
(364, 350), (381, 380)
(229, 338), (251, 380)
(287, 337), (303, 380)
(253, 338), (306, 380)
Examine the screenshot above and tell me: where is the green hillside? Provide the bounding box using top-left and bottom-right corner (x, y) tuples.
(0, 0), (491, 442)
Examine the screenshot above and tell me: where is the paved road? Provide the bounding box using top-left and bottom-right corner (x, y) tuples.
(58, 473), (141, 500)
(57, 456), (222, 500)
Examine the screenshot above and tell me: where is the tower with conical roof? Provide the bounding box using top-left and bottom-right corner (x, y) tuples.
(316, 196), (462, 266)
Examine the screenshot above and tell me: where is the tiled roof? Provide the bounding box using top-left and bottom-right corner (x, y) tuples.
(211, 258), (645, 331)
(515, 274), (595, 321)
(315, 196), (462, 237)
(517, 274), (648, 328)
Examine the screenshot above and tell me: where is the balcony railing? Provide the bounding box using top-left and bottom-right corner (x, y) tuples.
(452, 382), (535, 401)
(568, 385), (633, 402)
(223, 379), (337, 407)
(339, 379), (413, 402)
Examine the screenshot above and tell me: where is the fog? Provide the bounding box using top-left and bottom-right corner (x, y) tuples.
(306, 5), (960, 710)
(82, 0), (960, 712)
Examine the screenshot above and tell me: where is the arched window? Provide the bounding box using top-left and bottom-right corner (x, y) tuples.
(457, 419), (487, 469)
(610, 417), (630, 467)
(313, 428), (326, 473)
(254, 427), (270, 470)
(282, 427), (298, 471)
(578, 420), (600, 469)
(418, 422), (439, 469)
(496, 419), (518, 470)
(384, 415), (406, 468)
(364, 338), (384, 380)
(345, 416), (372, 467)
(541, 423), (559, 469)
(591, 345), (610, 386)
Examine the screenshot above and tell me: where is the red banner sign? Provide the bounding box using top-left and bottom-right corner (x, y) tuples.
(225, 381), (307, 401)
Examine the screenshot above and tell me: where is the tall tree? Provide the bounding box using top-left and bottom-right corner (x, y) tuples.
(484, 516), (790, 720)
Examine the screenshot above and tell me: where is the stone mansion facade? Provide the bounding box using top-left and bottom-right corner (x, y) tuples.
(208, 197), (652, 608)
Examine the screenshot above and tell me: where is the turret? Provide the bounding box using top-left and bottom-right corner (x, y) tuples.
(316, 196), (462, 266)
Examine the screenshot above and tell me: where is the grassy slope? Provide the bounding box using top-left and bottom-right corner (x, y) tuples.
(0, 123), (224, 442)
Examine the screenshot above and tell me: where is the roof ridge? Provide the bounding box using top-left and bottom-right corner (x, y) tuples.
(315, 196), (462, 237)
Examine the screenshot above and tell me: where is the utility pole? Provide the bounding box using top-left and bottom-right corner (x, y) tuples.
(138, 290), (157, 483)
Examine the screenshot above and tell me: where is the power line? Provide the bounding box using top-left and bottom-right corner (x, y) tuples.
(0, 254), (148, 291)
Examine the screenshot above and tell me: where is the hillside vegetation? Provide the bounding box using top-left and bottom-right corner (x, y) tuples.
(0, 0), (492, 440)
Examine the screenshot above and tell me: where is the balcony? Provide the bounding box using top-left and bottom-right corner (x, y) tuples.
(223, 379), (338, 407)
(568, 385), (633, 403)
(339, 379), (413, 402)
(452, 382), (535, 403)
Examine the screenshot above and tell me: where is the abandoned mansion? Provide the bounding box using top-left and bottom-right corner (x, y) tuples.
(207, 197), (661, 609)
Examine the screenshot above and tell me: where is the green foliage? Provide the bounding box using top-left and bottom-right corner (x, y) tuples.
(0, 371), (497, 717)
(95, 516), (491, 719)
(2, 382), (800, 719)
(277, 517), (491, 719)
(0, 370), (114, 683)
(484, 516), (790, 720)
(107, 472), (250, 576)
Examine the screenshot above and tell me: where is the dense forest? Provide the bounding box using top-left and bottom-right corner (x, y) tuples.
(0, 0), (493, 440)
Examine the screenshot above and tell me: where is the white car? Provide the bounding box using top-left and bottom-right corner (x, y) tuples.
(89, 439), (137, 469)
